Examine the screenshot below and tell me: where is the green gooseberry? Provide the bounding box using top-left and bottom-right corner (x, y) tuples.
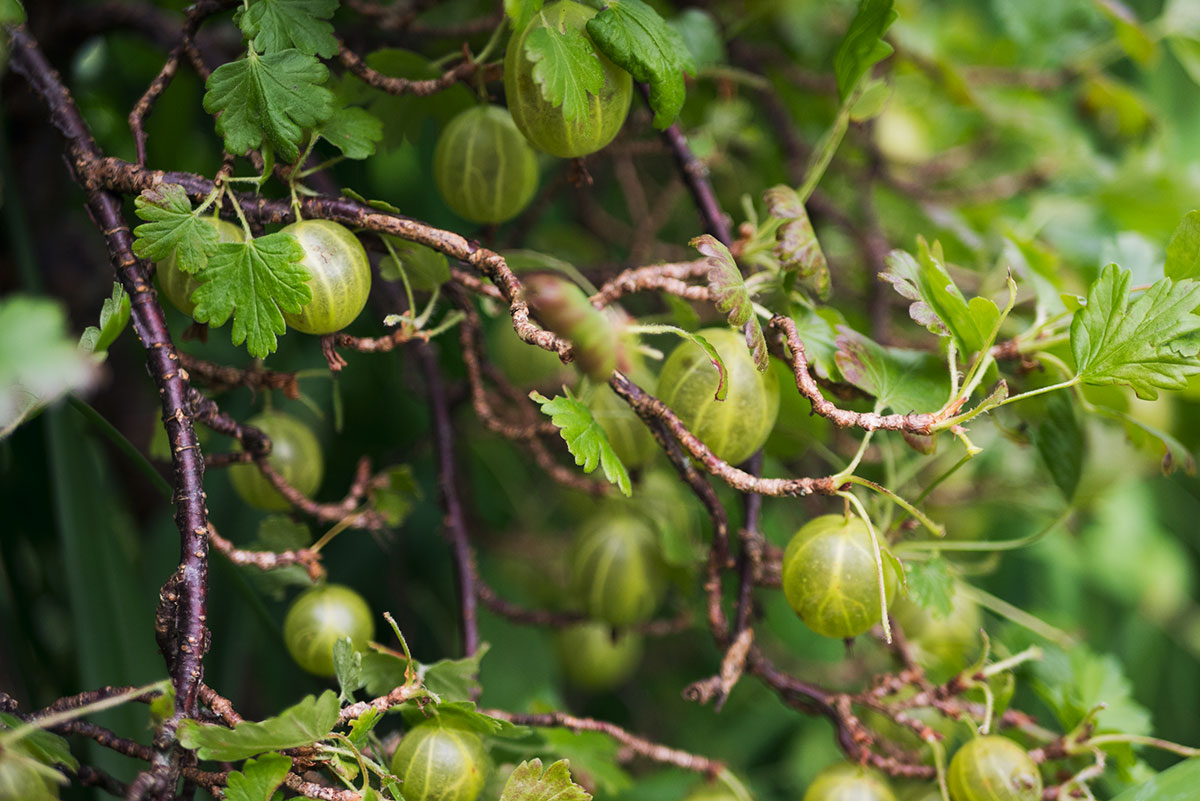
(229, 411), (324, 512)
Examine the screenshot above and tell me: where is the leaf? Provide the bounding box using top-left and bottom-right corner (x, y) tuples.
(1111, 758), (1200, 801)
(346, 708), (381, 749)
(531, 390), (631, 497)
(1095, 0), (1156, 65)
(1032, 646), (1152, 738)
(0, 296), (98, 438)
(790, 306), (844, 381)
(178, 691), (340, 761)
(368, 464), (423, 527)
(765, 185), (829, 299)
(421, 645), (488, 702)
(379, 237), (450, 291)
(536, 728), (631, 796)
(881, 238), (999, 354)
(203, 48), (334, 162)
(506, 0), (544, 35)
(524, 25), (605, 129)
(0, 713), (78, 772)
(224, 753), (293, 801)
(334, 638), (362, 704)
(79, 283), (131, 356)
(834, 327), (949, 414)
(316, 106), (384, 160)
(499, 758), (591, 801)
(1165, 210), (1200, 280)
(587, 0), (696, 129)
(1033, 390), (1084, 500)
(132, 185), (221, 274)
(903, 557), (954, 617)
(1070, 264), (1200, 399)
(414, 701), (527, 738)
(237, 0), (338, 58)
(833, 0), (898, 101)
(359, 651), (411, 697)
(190, 234), (311, 359)
(695, 235), (768, 372)
(667, 9), (725, 71)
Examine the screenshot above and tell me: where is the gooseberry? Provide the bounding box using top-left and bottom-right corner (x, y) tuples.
(892, 583), (981, 682)
(803, 763), (897, 801)
(656, 327), (780, 466)
(554, 622), (642, 691)
(782, 515), (899, 639)
(571, 514), (666, 627)
(947, 736), (1042, 801)
(283, 584), (374, 678)
(156, 216), (245, 318)
(505, 0), (632, 158)
(229, 411), (324, 512)
(390, 718), (490, 801)
(590, 379), (655, 469)
(434, 105), (539, 224)
(278, 219), (372, 335)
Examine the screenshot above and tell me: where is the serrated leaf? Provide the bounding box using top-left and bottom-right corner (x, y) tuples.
(524, 25), (605, 129)
(346, 708), (381, 749)
(178, 691), (340, 761)
(499, 758), (591, 801)
(1033, 390), (1084, 500)
(422, 644), (488, 702)
(224, 752), (292, 801)
(1071, 264), (1200, 399)
(0, 713), (78, 772)
(132, 185), (221, 274)
(834, 0), (897, 101)
(316, 106), (384, 160)
(190, 234), (311, 359)
(506, 0), (544, 34)
(203, 48), (334, 162)
(334, 638), (362, 704)
(881, 238), (998, 354)
(531, 390), (631, 496)
(790, 306), (844, 381)
(903, 557), (955, 617)
(695, 235), (768, 372)
(537, 728), (631, 796)
(834, 327), (948, 414)
(1112, 757), (1200, 801)
(1165, 210), (1200, 280)
(1032, 646), (1152, 737)
(765, 185), (829, 299)
(79, 283), (130, 356)
(238, 0), (338, 58)
(587, 0), (696, 129)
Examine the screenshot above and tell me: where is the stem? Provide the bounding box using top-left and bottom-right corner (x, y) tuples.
(839, 491), (891, 643)
(936, 376), (1081, 430)
(1084, 734), (1200, 758)
(980, 645), (1043, 678)
(1, 681), (169, 747)
(67, 396), (173, 500)
(958, 584), (1076, 648)
(845, 475), (945, 537)
(797, 82), (865, 204)
(897, 507), (1071, 553)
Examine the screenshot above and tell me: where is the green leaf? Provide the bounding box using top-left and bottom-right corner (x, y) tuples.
(1033, 390), (1084, 500)
(834, 327), (948, 414)
(531, 389), (632, 496)
(765, 185), (829, 299)
(178, 691), (340, 761)
(379, 237), (450, 291)
(346, 708), (381, 749)
(1165, 210), (1200, 280)
(368, 464), (423, 527)
(881, 238), (999, 354)
(132, 185), (221, 274)
(0, 296), (98, 438)
(237, 0), (338, 58)
(499, 758), (591, 801)
(190, 234), (311, 359)
(1095, 0), (1155, 64)
(587, 0), (696, 129)
(79, 283), (130, 356)
(1, 0), (27, 25)
(629, 323), (728, 400)
(1071, 264), (1200, 399)
(1111, 758), (1200, 801)
(790, 306), (844, 381)
(224, 752), (293, 801)
(695, 234), (768, 372)
(667, 9), (725, 71)
(422, 644), (488, 702)
(903, 557), (955, 617)
(833, 0), (897, 101)
(524, 25), (605, 129)
(316, 106), (384, 160)
(203, 48), (334, 162)
(334, 638), (362, 704)
(1032, 646), (1152, 738)
(536, 728), (631, 796)
(359, 651), (410, 697)
(0, 713), (78, 772)
(506, 0), (544, 34)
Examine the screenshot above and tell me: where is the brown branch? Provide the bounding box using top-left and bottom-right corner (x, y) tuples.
(179, 352), (300, 399)
(589, 259), (711, 308)
(207, 525), (325, 583)
(337, 42), (501, 96)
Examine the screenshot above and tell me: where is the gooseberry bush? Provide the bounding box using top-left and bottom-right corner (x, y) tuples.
(5, 1), (1200, 801)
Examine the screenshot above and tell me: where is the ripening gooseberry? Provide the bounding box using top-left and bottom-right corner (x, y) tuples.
(947, 736), (1042, 801)
(434, 105), (539, 224)
(278, 219), (372, 335)
(229, 411), (324, 512)
(390, 718), (490, 801)
(156, 217), (245, 318)
(283, 584), (374, 678)
(554, 622), (642, 691)
(571, 514), (667, 627)
(802, 763), (897, 801)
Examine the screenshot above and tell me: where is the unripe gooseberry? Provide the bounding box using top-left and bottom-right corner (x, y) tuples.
(590, 380), (655, 469)
(156, 217), (245, 318)
(947, 736), (1042, 801)
(277, 219), (372, 335)
(283, 584), (374, 678)
(554, 622), (642, 691)
(892, 583), (981, 682)
(391, 718), (490, 801)
(524, 274), (617, 382)
(803, 763), (896, 801)
(505, 0), (633, 158)
(229, 411), (324, 512)
(656, 327), (780, 466)
(782, 515), (899, 639)
(571, 514), (666, 627)
(434, 105), (539, 224)
(682, 783), (741, 801)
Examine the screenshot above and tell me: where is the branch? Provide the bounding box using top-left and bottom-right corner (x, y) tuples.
(179, 352), (300, 399)
(590, 259), (711, 308)
(208, 525), (325, 583)
(337, 42), (501, 96)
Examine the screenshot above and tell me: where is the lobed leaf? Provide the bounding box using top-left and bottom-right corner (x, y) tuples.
(531, 390), (632, 496)
(237, 0), (338, 58)
(1111, 757), (1200, 801)
(178, 691), (340, 761)
(0, 713), (78, 772)
(834, 326), (948, 414)
(524, 25), (605, 129)
(316, 106), (384, 160)
(765, 185), (830, 299)
(587, 0), (696, 129)
(223, 752), (292, 801)
(695, 234), (768, 372)
(499, 758), (592, 801)
(333, 638), (362, 704)
(1033, 390), (1084, 500)
(833, 0), (898, 101)
(903, 558), (955, 617)
(190, 234), (311, 359)
(1070, 264), (1200, 399)
(132, 184), (220, 275)
(203, 48), (334, 163)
